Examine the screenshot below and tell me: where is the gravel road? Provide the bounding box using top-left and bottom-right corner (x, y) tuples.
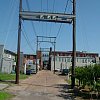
(7, 70), (76, 100)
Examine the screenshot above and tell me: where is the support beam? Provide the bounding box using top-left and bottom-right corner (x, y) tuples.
(38, 41), (56, 44)
(37, 36), (56, 38)
(20, 11), (76, 18)
(20, 11), (75, 23)
(40, 48), (51, 52)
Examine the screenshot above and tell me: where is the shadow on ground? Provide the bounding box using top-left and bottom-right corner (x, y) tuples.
(55, 83), (100, 100)
(0, 80), (15, 84)
(54, 84), (76, 100)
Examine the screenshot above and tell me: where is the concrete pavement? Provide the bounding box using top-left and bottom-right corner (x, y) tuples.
(0, 83), (9, 90)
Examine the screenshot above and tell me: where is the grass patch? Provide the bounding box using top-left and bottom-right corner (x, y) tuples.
(0, 73), (28, 81)
(0, 91), (13, 100)
(66, 76), (79, 85)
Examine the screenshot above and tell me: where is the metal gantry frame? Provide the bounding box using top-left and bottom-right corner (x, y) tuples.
(16, 0), (76, 89)
(40, 47), (52, 70)
(40, 48), (51, 52)
(36, 36), (56, 74)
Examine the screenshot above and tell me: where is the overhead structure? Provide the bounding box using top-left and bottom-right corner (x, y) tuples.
(16, 0), (76, 89)
(20, 11), (75, 23)
(36, 36), (56, 74)
(40, 48), (51, 52)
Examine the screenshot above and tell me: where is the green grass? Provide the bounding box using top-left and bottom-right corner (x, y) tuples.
(0, 91), (13, 100)
(66, 77), (79, 85)
(0, 73), (28, 81)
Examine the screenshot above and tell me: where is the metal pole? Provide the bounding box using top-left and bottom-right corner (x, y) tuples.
(54, 43), (55, 74)
(71, 0), (76, 88)
(49, 47), (52, 70)
(36, 36), (38, 73)
(16, 0), (22, 84)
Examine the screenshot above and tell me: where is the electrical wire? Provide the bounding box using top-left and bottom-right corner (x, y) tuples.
(49, 0), (56, 37)
(26, 0), (37, 37)
(45, 0), (48, 39)
(22, 23), (35, 52)
(4, 0), (18, 46)
(47, 0), (48, 11)
(4, 0), (14, 45)
(41, 0), (44, 40)
(41, 0), (42, 12)
(22, 30), (35, 52)
(52, 0), (55, 12)
(55, 0), (70, 41)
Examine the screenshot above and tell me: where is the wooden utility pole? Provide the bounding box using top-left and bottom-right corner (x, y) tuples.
(36, 36), (38, 73)
(54, 42), (56, 74)
(71, 0), (76, 88)
(16, 0), (22, 84)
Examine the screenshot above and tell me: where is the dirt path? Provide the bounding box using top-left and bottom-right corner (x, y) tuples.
(7, 70), (75, 100)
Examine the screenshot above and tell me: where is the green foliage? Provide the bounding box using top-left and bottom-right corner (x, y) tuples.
(0, 73), (28, 81)
(95, 80), (100, 92)
(0, 91), (13, 100)
(75, 64), (100, 91)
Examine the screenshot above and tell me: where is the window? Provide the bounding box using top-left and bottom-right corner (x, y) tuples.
(56, 57), (57, 61)
(77, 58), (78, 62)
(52, 57), (54, 61)
(59, 57), (61, 62)
(62, 58), (64, 62)
(88, 59), (90, 62)
(65, 58), (66, 62)
(82, 59), (85, 63)
(67, 58), (70, 62)
(85, 59), (87, 63)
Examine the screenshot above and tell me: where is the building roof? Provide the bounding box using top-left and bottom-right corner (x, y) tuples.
(51, 51), (99, 54)
(24, 54), (36, 56)
(51, 50), (99, 57)
(4, 49), (16, 56)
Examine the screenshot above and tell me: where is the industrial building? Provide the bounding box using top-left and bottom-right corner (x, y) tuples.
(50, 51), (99, 71)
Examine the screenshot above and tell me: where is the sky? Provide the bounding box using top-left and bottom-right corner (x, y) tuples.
(0, 0), (100, 55)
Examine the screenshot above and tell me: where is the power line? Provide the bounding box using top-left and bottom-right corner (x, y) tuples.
(52, 0), (55, 12)
(41, 0), (42, 12)
(64, 0), (70, 13)
(4, 0), (17, 46)
(26, 0), (37, 37)
(45, 0), (49, 38)
(47, 0), (48, 11)
(55, 0), (70, 41)
(22, 23), (35, 52)
(49, 0), (56, 37)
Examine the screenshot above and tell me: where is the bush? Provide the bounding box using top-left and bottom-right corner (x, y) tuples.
(75, 64), (100, 90)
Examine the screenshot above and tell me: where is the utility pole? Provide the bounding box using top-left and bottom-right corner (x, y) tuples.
(36, 36), (38, 73)
(54, 42), (56, 74)
(71, 0), (76, 88)
(49, 47), (52, 70)
(16, 0), (22, 84)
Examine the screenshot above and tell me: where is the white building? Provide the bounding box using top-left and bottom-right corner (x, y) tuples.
(50, 51), (99, 71)
(0, 45), (16, 74)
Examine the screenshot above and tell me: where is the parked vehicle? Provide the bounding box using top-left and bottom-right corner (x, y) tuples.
(31, 64), (36, 74)
(60, 68), (69, 75)
(26, 70), (32, 75)
(26, 64), (36, 75)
